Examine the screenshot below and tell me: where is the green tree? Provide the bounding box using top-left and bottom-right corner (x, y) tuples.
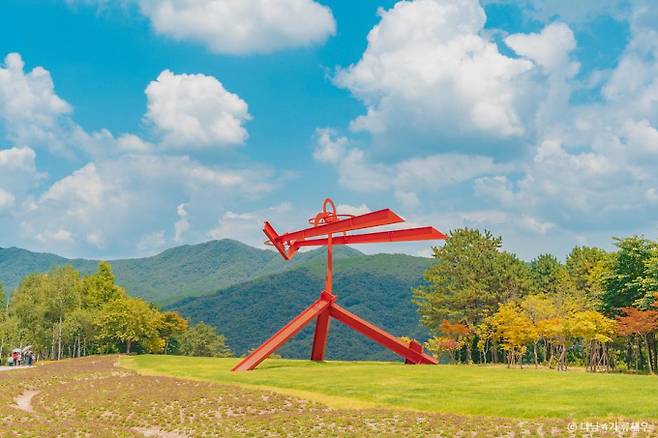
(177, 323), (232, 357)
(159, 311), (188, 354)
(638, 246), (658, 309)
(82, 262), (126, 308)
(530, 254), (564, 294)
(602, 236), (657, 314)
(47, 265), (82, 359)
(96, 297), (163, 353)
(566, 246), (608, 307)
(414, 228), (533, 363)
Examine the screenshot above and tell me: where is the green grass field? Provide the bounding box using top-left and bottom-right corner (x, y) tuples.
(123, 355), (658, 420)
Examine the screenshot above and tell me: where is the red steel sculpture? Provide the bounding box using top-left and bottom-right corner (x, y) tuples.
(232, 198), (447, 372)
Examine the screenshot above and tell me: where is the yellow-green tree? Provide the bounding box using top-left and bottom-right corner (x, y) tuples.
(520, 294), (556, 367)
(96, 297), (164, 354)
(491, 303), (537, 368)
(570, 310), (615, 372)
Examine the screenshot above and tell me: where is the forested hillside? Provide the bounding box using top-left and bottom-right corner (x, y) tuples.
(0, 240), (363, 304)
(169, 254), (433, 361)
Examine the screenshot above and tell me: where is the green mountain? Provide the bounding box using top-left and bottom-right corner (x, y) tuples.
(168, 253), (434, 361)
(0, 240), (363, 304)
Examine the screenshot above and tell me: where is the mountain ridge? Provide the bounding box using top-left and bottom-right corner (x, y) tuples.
(0, 239), (368, 303)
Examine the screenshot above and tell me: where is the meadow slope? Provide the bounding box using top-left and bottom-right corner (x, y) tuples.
(124, 355), (658, 420)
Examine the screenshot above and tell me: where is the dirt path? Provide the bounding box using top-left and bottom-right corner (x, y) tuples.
(132, 427), (189, 438)
(12, 389), (39, 413)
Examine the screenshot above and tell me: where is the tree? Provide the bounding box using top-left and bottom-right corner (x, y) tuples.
(177, 323), (232, 357)
(638, 248), (658, 309)
(566, 246), (608, 308)
(570, 310), (615, 372)
(530, 254), (564, 295)
(0, 282), (5, 311)
(616, 306), (658, 373)
(159, 311), (188, 354)
(96, 297), (163, 354)
(491, 303), (537, 368)
(425, 336), (463, 364)
(602, 236), (656, 314)
(46, 266), (82, 360)
(414, 228), (533, 363)
(520, 294), (556, 367)
(82, 262), (126, 309)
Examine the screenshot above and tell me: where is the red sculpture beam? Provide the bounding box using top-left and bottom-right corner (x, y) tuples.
(232, 198), (446, 372)
(292, 227), (446, 250)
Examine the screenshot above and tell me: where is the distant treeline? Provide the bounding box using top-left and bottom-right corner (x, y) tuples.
(0, 263), (231, 361)
(415, 229), (658, 373)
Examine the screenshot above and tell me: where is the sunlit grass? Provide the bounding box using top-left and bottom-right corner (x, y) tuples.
(123, 355), (658, 419)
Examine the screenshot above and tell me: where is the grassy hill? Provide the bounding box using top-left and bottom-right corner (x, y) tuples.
(168, 253), (434, 361)
(0, 240), (363, 304)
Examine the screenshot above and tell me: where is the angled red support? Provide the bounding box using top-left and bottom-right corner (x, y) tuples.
(232, 198), (446, 372)
(330, 304), (437, 365)
(232, 298), (331, 372)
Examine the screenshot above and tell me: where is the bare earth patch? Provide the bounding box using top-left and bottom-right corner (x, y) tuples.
(11, 389), (39, 413)
(132, 426), (188, 438)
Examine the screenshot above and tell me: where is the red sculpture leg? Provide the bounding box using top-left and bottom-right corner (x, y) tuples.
(310, 309), (331, 361)
(404, 340), (423, 364)
(232, 298), (331, 372)
(329, 303), (437, 365)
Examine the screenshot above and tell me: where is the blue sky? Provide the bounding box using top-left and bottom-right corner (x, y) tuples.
(0, 0), (656, 260)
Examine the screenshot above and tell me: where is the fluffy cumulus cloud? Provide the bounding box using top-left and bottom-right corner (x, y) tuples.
(145, 70), (251, 149)
(19, 154), (276, 255)
(137, 0), (336, 54)
(174, 203), (190, 242)
(0, 53), (73, 154)
(0, 146), (45, 209)
(469, 1), (658, 234)
(313, 128), (508, 207)
(0, 52), (156, 160)
(316, 0), (658, 257)
(0, 52), (277, 256)
(334, 0), (540, 144)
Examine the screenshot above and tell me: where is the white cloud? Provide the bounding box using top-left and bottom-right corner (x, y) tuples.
(145, 70), (251, 149)
(313, 128), (347, 164)
(313, 128), (508, 202)
(505, 22), (578, 74)
(334, 0), (537, 142)
(0, 53), (73, 154)
(0, 146), (45, 205)
(174, 203), (190, 242)
(208, 202), (294, 248)
(19, 154), (276, 255)
(470, 3), (658, 233)
(35, 228), (74, 244)
(0, 188), (15, 210)
(647, 188), (658, 203)
(0, 53), (157, 159)
(136, 230), (166, 256)
(335, 203), (371, 216)
(137, 0), (336, 54)
(117, 133), (153, 153)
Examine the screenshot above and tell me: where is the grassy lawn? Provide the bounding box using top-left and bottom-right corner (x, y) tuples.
(122, 355), (658, 420)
